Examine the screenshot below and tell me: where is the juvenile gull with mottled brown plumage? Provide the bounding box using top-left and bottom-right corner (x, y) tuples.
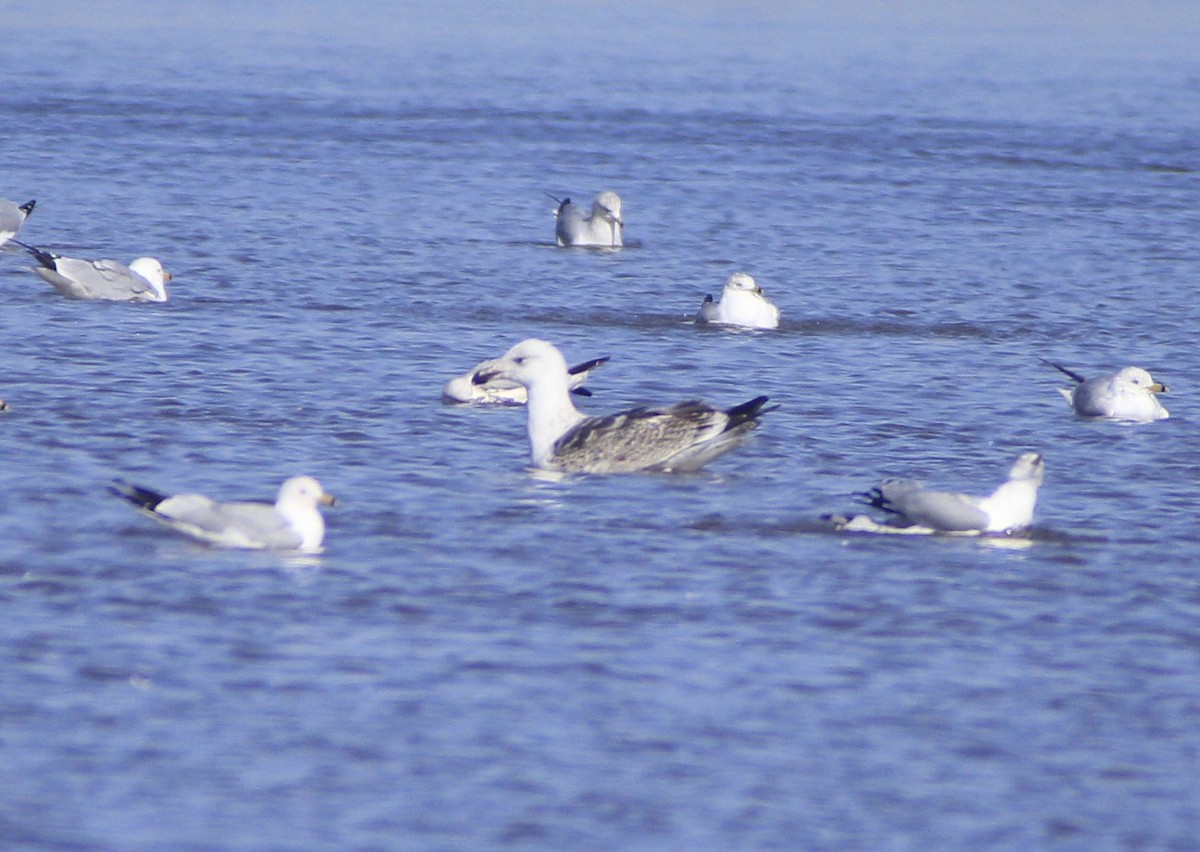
(474, 338), (774, 473)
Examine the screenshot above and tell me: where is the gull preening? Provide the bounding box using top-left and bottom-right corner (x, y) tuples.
(473, 338), (774, 473)
(111, 476), (336, 552)
(444, 354), (609, 404)
(0, 198), (35, 248)
(1041, 359), (1169, 423)
(829, 452), (1045, 535)
(16, 241), (172, 302)
(550, 191), (624, 247)
(696, 272), (780, 330)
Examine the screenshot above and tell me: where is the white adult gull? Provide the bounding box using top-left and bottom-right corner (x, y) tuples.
(473, 338), (775, 473)
(1040, 359), (1168, 422)
(549, 191), (624, 247)
(0, 198), (35, 248)
(444, 354), (609, 404)
(696, 272), (780, 330)
(16, 240), (172, 302)
(111, 476), (336, 552)
(829, 452), (1045, 535)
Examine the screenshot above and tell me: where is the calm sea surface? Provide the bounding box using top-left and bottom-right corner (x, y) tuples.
(3, 2), (1200, 848)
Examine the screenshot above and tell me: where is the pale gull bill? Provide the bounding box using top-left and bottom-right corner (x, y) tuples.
(473, 338), (775, 473)
(1040, 358), (1168, 423)
(828, 452), (1045, 535)
(696, 272), (780, 330)
(444, 354), (609, 404)
(111, 476), (336, 552)
(0, 198), (35, 248)
(549, 191), (624, 247)
(15, 240), (172, 302)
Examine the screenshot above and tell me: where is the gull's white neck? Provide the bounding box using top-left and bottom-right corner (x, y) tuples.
(524, 373), (585, 467)
(979, 480), (1037, 532)
(277, 498), (325, 551)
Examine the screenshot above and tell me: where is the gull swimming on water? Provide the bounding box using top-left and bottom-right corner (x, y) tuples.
(444, 354), (609, 404)
(696, 272), (780, 330)
(549, 191), (624, 247)
(15, 240), (172, 302)
(473, 338), (775, 473)
(1040, 359), (1168, 422)
(829, 452), (1045, 535)
(0, 198), (35, 248)
(111, 476), (336, 552)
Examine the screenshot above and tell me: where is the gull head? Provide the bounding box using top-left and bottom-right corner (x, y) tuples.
(724, 272), (763, 295)
(129, 257), (172, 299)
(1115, 366), (1168, 394)
(594, 191), (623, 227)
(277, 475), (337, 509)
(473, 338), (569, 390)
(1008, 452), (1045, 485)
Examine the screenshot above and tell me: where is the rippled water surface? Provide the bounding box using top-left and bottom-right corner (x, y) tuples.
(3, 2), (1200, 848)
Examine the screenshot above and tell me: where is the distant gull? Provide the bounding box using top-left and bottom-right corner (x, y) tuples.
(473, 338), (775, 473)
(14, 240), (172, 302)
(549, 191), (624, 247)
(0, 398), (8, 412)
(828, 452), (1045, 535)
(1041, 359), (1168, 422)
(444, 354), (609, 404)
(111, 476), (336, 552)
(696, 272), (780, 330)
(0, 198), (35, 248)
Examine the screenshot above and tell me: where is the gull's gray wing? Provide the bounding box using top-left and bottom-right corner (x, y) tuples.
(155, 495), (303, 549)
(41, 257), (155, 301)
(554, 198), (590, 245)
(868, 480), (990, 532)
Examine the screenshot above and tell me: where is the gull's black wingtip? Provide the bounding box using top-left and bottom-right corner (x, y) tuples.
(110, 480), (168, 512)
(19, 199), (35, 215)
(11, 239), (57, 270)
(726, 395), (779, 427)
(567, 355), (610, 376)
(1037, 357), (1086, 384)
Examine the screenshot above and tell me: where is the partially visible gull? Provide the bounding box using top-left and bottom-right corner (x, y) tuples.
(111, 476), (336, 552)
(696, 272), (780, 330)
(474, 338), (775, 473)
(829, 452), (1045, 535)
(16, 240), (172, 302)
(550, 191), (624, 247)
(0, 198), (35, 248)
(1041, 359), (1168, 423)
(444, 354), (609, 404)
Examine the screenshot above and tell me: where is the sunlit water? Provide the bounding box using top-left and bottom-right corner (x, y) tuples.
(2, 3), (1200, 847)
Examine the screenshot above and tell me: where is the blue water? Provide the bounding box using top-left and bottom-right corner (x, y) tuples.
(3, 2), (1200, 848)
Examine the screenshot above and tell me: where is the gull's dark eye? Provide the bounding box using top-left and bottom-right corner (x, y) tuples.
(514, 356), (525, 365)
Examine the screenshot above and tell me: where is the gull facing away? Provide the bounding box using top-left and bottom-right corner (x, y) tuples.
(15, 240), (172, 302)
(444, 354), (609, 404)
(550, 191), (623, 247)
(1041, 359), (1169, 423)
(474, 338), (775, 473)
(111, 476), (336, 552)
(0, 198), (35, 248)
(829, 452), (1045, 535)
(696, 272), (780, 330)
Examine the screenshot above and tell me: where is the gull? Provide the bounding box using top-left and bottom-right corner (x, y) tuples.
(829, 452), (1045, 535)
(549, 191), (624, 247)
(473, 338), (775, 473)
(111, 476), (336, 552)
(444, 354), (609, 404)
(1041, 359), (1168, 422)
(0, 198), (35, 248)
(696, 272), (780, 330)
(15, 240), (172, 302)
